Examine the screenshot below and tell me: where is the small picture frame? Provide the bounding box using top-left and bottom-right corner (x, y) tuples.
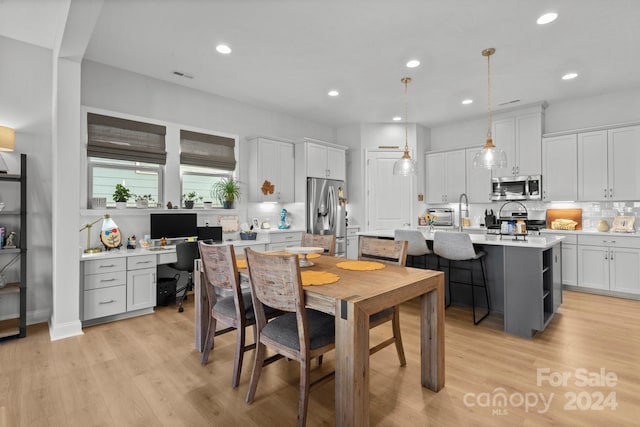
(251, 217), (260, 229)
(611, 215), (635, 233)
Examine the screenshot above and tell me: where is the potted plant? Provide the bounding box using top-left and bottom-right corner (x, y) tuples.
(182, 191), (202, 209)
(135, 194), (154, 209)
(113, 183), (132, 209)
(211, 178), (240, 209)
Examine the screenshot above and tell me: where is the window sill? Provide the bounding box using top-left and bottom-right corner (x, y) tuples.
(80, 207), (240, 216)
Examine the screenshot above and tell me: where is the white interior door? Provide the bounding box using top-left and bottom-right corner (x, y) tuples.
(366, 150), (413, 231)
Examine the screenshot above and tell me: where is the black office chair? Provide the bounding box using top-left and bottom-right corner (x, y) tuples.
(170, 241), (200, 313)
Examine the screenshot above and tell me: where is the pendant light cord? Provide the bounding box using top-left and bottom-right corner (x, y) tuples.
(486, 51), (492, 140)
(402, 77), (410, 152)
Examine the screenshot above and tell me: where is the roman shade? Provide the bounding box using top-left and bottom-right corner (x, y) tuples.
(180, 130), (236, 171)
(87, 113), (167, 164)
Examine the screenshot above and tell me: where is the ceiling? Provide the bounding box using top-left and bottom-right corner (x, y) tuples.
(3, 0), (640, 128)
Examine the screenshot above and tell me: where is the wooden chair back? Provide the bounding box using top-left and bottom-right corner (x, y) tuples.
(358, 236), (408, 266)
(244, 248), (304, 314)
(198, 242), (243, 316)
(301, 233), (336, 256)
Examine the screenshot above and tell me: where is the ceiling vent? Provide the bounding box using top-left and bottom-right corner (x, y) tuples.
(498, 99), (521, 106)
(172, 71), (194, 79)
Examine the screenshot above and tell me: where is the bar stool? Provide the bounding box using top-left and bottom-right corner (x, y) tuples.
(394, 229), (432, 269)
(433, 231), (490, 325)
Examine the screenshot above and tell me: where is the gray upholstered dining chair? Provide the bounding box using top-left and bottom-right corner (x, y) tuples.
(301, 232), (336, 256)
(433, 231), (490, 325)
(244, 248), (335, 427)
(394, 229), (432, 268)
(357, 236), (409, 366)
(198, 242), (280, 388)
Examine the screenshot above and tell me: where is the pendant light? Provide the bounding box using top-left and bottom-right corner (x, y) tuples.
(473, 48), (507, 169)
(393, 77), (417, 176)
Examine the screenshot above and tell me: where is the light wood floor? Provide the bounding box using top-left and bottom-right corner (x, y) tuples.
(1, 290), (639, 426)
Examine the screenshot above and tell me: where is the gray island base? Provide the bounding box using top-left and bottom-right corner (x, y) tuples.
(359, 230), (564, 338)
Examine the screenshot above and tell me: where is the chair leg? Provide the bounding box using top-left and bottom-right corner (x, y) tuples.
(246, 341), (266, 404)
(297, 358), (311, 427)
(231, 323), (246, 388)
(472, 259), (491, 325)
(392, 306), (406, 367)
(446, 261), (452, 308)
(200, 316), (217, 366)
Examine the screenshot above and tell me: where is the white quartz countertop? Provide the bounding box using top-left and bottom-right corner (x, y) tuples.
(80, 239), (268, 260)
(358, 229), (564, 249)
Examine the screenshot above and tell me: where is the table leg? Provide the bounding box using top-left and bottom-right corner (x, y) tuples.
(421, 274), (445, 391)
(335, 298), (370, 427)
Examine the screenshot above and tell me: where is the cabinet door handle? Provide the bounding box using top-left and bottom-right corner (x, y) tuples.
(609, 188), (613, 198)
(99, 299), (115, 305)
(604, 252), (608, 260)
(100, 278), (117, 282)
(136, 260), (151, 265)
(602, 240), (608, 243)
(604, 189), (608, 198)
(152, 273), (156, 284)
(610, 251), (614, 260)
(611, 240), (616, 244)
(99, 264), (116, 268)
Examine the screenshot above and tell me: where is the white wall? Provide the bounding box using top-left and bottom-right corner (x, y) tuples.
(0, 36), (54, 324)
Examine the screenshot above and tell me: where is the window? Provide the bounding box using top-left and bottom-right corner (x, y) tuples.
(179, 129), (237, 207)
(87, 113), (167, 207)
(90, 158), (162, 207)
(181, 165), (231, 208)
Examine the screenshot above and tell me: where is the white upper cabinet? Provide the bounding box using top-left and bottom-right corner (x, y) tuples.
(578, 125), (640, 201)
(542, 134), (578, 201)
(465, 147), (492, 203)
(425, 149), (466, 204)
(248, 136), (295, 203)
(296, 138), (346, 182)
(492, 110), (543, 178)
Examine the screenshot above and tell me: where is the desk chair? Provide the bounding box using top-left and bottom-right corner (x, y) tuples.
(170, 241), (200, 313)
(358, 236), (408, 366)
(301, 232), (336, 256)
(244, 248), (335, 427)
(394, 229), (432, 268)
(433, 231), (490, 325)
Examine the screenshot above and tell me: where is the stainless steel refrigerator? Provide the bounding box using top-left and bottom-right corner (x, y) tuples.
(307, 177), (346, 257)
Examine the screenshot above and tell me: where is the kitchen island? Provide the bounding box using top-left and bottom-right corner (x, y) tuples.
(359, 230), (565, 338)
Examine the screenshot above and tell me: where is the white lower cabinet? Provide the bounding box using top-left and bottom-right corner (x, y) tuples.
(346, 227), (360, 259)
(577, 235), (640, 294)
(83, 254), (158, 322)
(267, 231), (303, 251)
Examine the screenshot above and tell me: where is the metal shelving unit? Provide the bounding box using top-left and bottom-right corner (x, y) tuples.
(0, 154), (26, 340)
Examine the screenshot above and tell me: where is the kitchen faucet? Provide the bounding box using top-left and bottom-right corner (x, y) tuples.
(458, 193), (469, 232)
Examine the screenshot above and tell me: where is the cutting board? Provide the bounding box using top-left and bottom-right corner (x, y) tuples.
(546, 209), (582, 230)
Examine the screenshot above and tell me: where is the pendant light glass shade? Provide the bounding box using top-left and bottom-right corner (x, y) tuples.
(474, 48), (507, 169)
(393, 77), (417, 176)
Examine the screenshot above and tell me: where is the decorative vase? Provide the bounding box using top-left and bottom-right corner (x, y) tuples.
(203, 201), (213, 209)
(429, 224), (434, 233)
(136, 199), (148, 209)
(223, 200), (234, 209)
(115, 201), (127, 209)
(184, 200), (194, 209)
(597, 219), (610, 232)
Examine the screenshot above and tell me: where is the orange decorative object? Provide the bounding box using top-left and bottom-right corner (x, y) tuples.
(236, 259), (247, 269)
(336, 261), (386, 271)
(300, 270), (340, 286)
(261, 180), (275, 195)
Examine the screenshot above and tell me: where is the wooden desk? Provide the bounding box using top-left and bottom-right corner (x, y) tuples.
(194, 255), (445, 426)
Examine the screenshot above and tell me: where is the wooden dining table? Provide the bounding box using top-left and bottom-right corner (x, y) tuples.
(194, 253), (445, 427)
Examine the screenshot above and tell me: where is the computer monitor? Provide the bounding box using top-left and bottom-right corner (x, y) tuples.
(197, 226), (223, 243)
(150, 213), (197, 240)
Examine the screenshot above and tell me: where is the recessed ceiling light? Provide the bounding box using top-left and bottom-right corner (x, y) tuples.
(392, 116), (402, 121)
(537, 12), (558, 25)
(462, 99), (473, 105)
(216, 44), (232, 54)
(406, 59), (420, 68)
(562, 72), (578, 80)
(328, 90), (340, 97)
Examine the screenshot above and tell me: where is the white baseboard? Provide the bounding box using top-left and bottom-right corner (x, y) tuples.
(48, 318), (84, 341)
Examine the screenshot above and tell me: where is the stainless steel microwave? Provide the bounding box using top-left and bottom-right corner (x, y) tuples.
(491, 175), (541, 201)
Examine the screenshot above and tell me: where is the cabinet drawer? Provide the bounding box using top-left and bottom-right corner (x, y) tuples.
(347, 228), (360, 236)
(83, 285), (127, 320)
(128, 254), (157, 270)
(84, 257), (126, 275)
(269, 232), (302, 244)
(84, 271), (127, 291)
(578, 235), (640, 248)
